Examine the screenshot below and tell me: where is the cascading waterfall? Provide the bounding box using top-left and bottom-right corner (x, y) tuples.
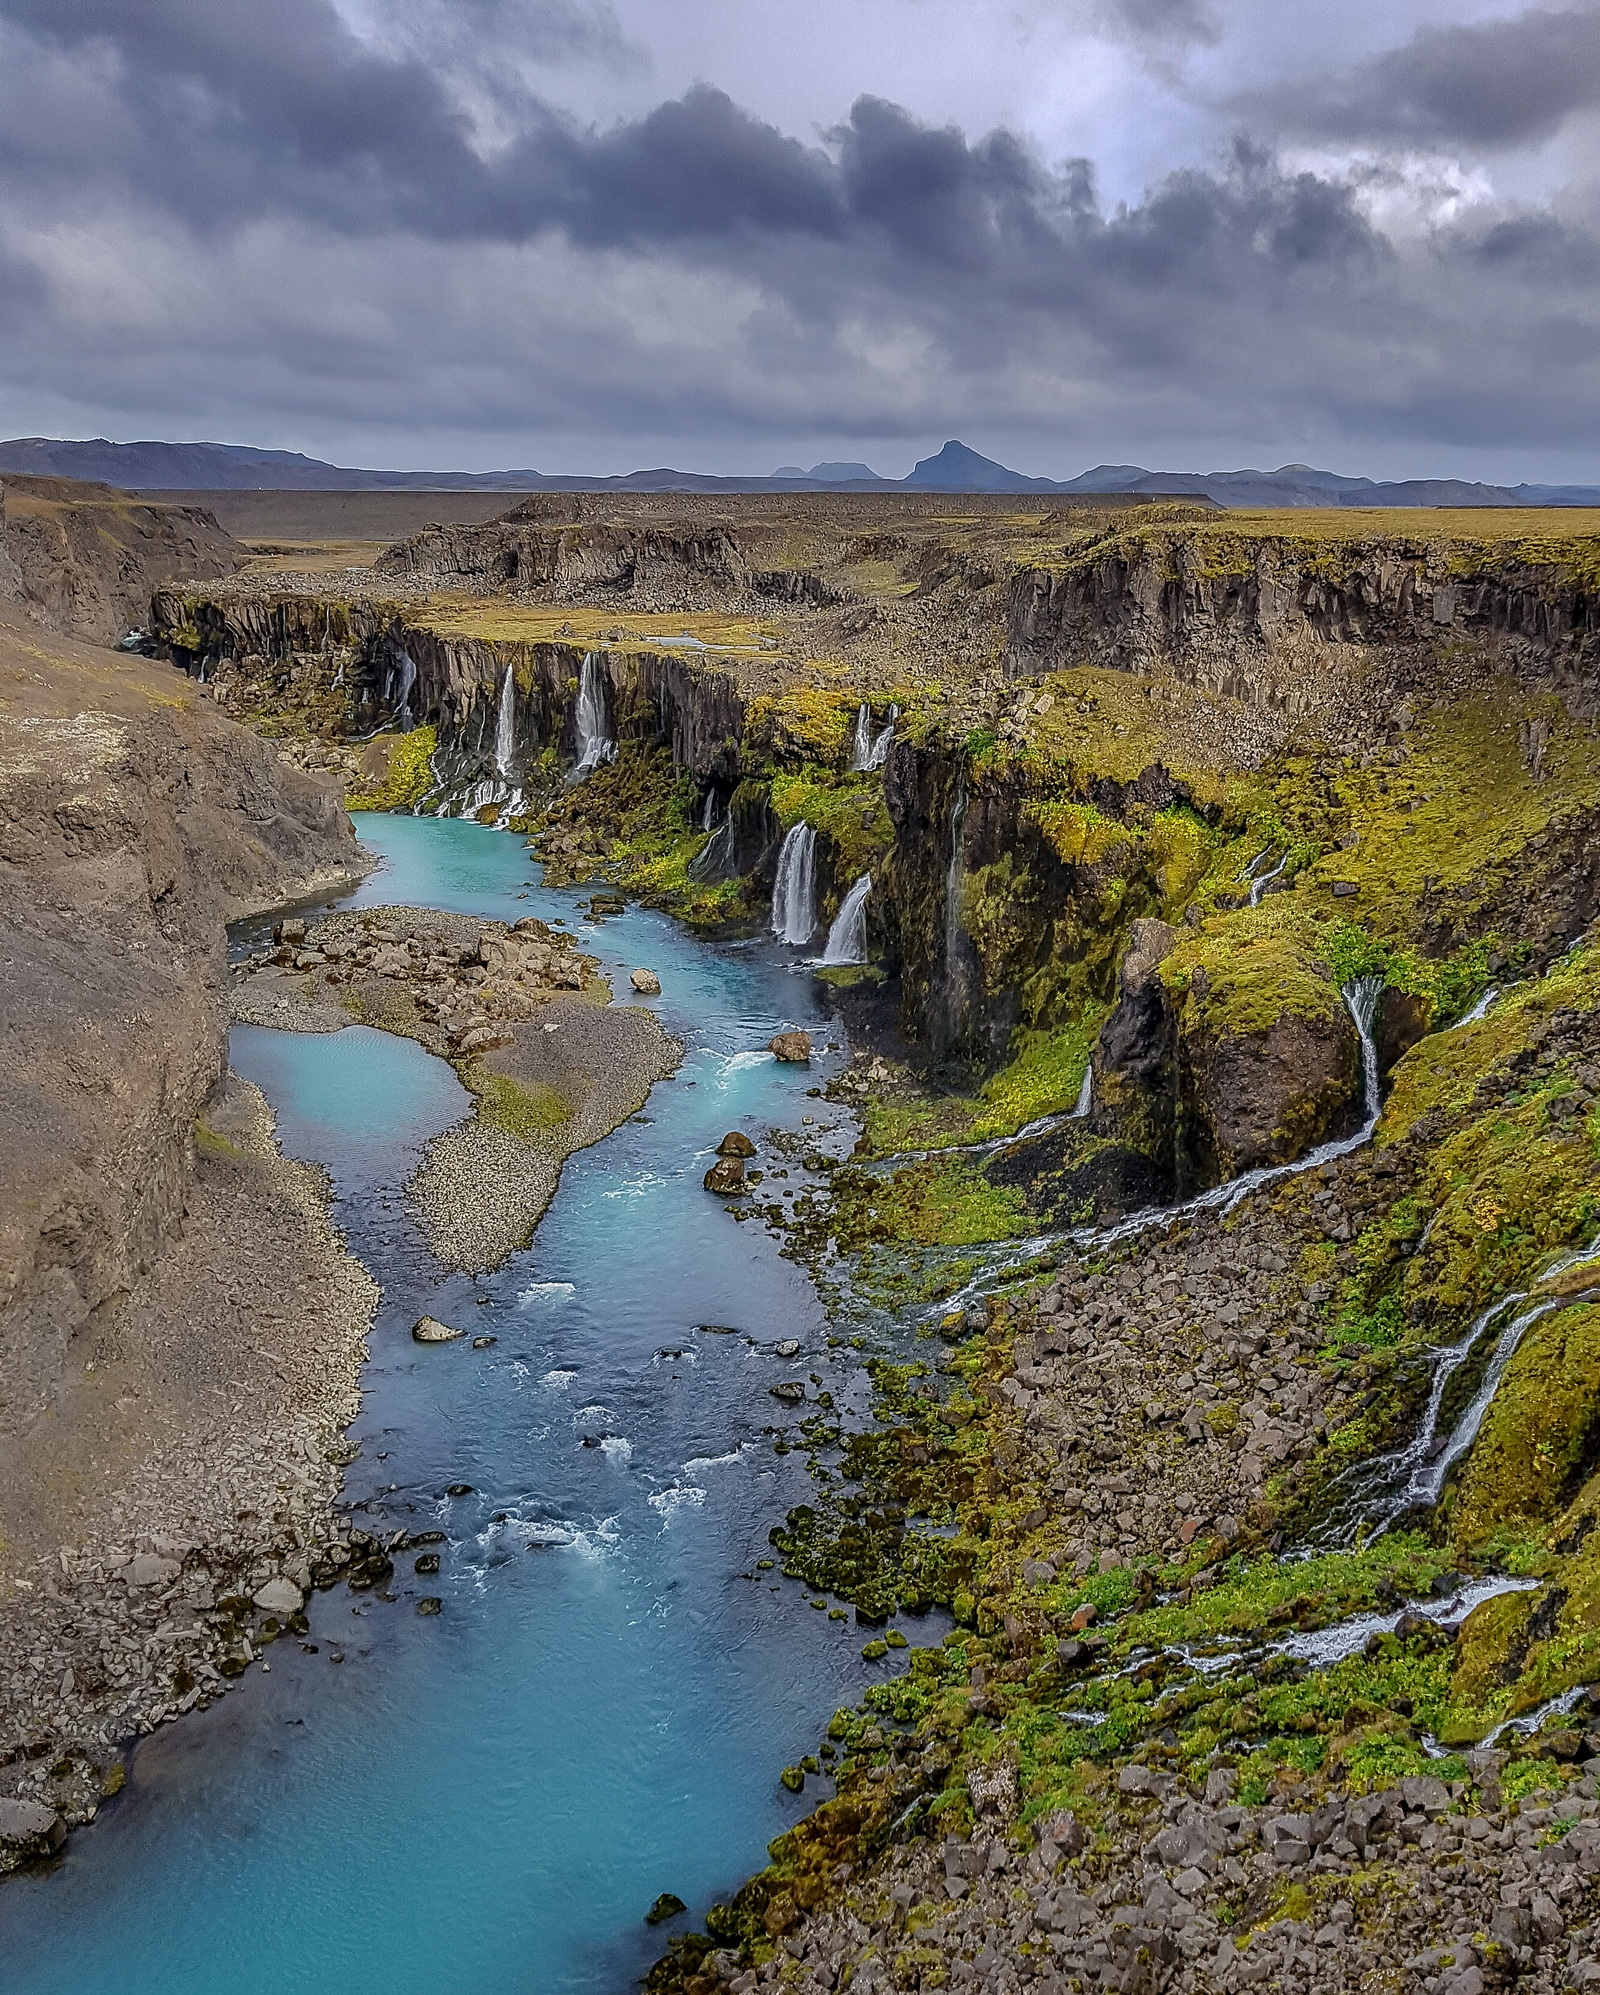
(923, 974), (1390, 1321)
(865, 703), (899, 771)
(572, 652), (617, 779)
(494, 667), (518, 778)
(1320, 1233), (1600, 1539)
(1085, 973), (1385, 1248)
(850, 703), (899, 772)
(701, 789), (718, 832)
(1460, 985), (1500, 1025)
(770, 824), (818, 945)
(849, 704), (874, 772)
(821, 874), (872, 966)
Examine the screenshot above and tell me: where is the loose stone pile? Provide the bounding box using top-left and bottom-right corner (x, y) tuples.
(231, 904), (599, 1052)
(994, 1154), (1402, 1569)
(688, 1755), (1600, 1995)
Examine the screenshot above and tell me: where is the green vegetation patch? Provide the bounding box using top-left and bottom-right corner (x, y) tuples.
(460, 1065), (571, 1139)
(346, 725), (438, 811)
(769, 768), (893, 886)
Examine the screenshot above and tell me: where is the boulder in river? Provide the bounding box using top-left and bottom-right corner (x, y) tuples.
(717, 1131), (756, 1157)
(768, 1030), (812, 1062)
(704, 1155), (747, 1195)
(252, 1577), (305, 1617)
(645, 1893), (688, 1926)
(413, 1316), (465, 1343)
(629, 968), (661, 995)
(0, 1798), (66, 1863)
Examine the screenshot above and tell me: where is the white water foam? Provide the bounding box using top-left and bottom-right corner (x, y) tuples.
(599, 1436), (634, 1464)
(1248, 853), (1288, 907)
(494, 666), (518, 778)
(683, 1445), (750, 1471)
(541, 1368), (578, 1388)
(649, 1486), (707, 1517)
(523, 1283), (578, 1305)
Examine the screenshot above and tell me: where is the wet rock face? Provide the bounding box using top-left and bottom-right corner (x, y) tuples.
(1179, 999), (1359, 1184)
(1094, 918), (1362, 1193)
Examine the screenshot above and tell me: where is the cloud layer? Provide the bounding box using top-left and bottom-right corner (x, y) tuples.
(0, 0), (1596, 475)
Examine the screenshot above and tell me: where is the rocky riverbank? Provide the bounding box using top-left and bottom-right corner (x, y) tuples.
(0, 1075), (379, 1871)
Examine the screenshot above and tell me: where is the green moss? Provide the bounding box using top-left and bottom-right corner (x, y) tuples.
(1449, 1302), (1600, 1544)
(460, 1066), (571, 1138)
(345, 726), (437, 811)
(824, 1156), (1035, 1253)
(974, 1015), (1104, 1136)
(1162, 899), (1346, 1038)
(746, 687), (855, 762)
(769, 768), (893, 886)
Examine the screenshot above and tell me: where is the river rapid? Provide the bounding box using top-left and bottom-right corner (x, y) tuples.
(5, 816), (903, 1995)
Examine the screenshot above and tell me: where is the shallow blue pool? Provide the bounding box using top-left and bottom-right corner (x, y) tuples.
(6, 817), (911, 1995)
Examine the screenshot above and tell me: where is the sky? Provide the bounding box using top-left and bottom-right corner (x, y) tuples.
(0, 0), (1597, 481)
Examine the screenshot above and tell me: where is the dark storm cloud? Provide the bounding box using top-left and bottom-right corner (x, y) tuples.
(1097, 0), (1222, 45)
(1235, 3), (1600, 152)
(0, 0), (1596, 466)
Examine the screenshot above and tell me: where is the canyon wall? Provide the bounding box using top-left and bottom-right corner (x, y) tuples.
(0, 612), (367, 1435)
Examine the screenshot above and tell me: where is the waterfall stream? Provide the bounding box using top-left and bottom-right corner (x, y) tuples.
(394, 651), (417, 726)
(1317, 1236), (1600, 1539)
(572, 653), (617, 779)
(820, 874), (872, 966)
(494, 668), (518, 779)
(771, 825), (818, 945)
(848, 704), (898, 773)
(922, 975), (1388, 1320)
(1248, 852), (1288, 907)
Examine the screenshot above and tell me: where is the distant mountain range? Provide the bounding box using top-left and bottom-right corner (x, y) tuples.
(2, 433), (1596, 508)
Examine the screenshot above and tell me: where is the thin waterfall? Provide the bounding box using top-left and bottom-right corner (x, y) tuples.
(494, 667), (518, 778)
(1322, 1233), (1600, 1538)
(1071, 1066), (1092, 1117)
(394, 651), (417, 725)
(924, 973), (1392, 1324)
(572, 652), (617, 779)
(771, 824), (818, 945)
(1249, 852), (1288, 907)
(701, 788), (718, 832)
(1079, 974), (1386, 1249)
(940, 769), (970, 1042)
(849, 702), (900, 772)
(1460, 985), (1499, 1025)
(866, 703), (899, 771)
(821, 874), (872, 965)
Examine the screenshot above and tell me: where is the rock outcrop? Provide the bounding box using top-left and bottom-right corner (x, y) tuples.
(1, 475), (244, 644)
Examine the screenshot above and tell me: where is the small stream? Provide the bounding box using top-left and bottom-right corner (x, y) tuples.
(5, 817), (903, 1995)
